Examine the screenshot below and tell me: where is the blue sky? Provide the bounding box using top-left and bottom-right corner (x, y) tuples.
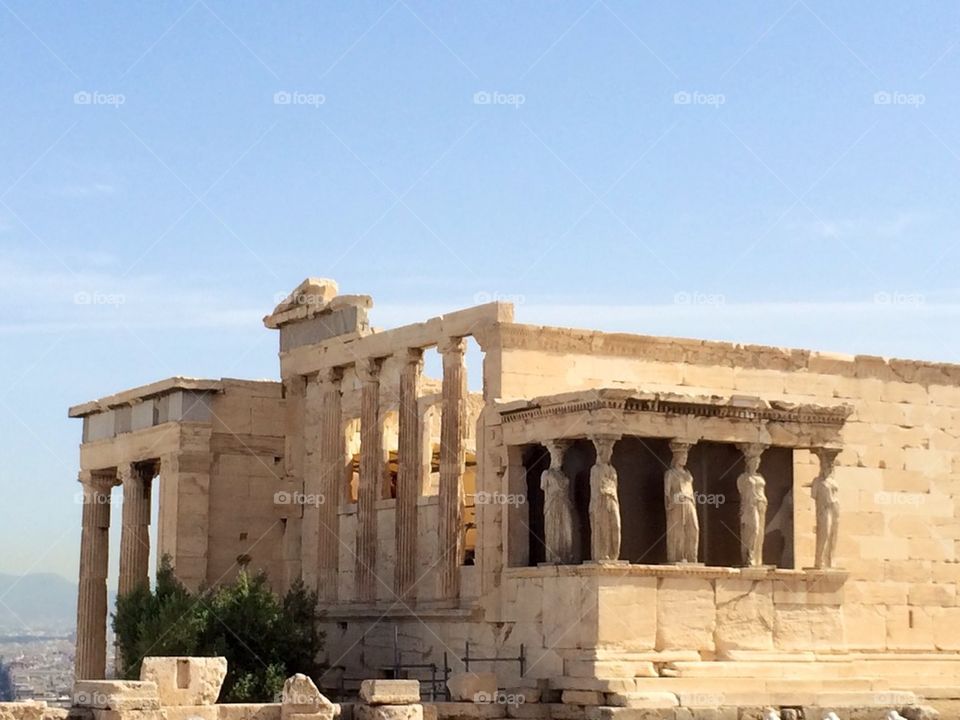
(1, 1), (959, 592)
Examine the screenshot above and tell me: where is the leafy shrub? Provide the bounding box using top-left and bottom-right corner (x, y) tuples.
(113, 556), (324, 702)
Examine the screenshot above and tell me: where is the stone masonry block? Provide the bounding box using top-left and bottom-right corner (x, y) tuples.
(74, 681), (160, 712)
(354, 708), (423, 720)
(360, 680), (421, 705)
(140, 657), (227, 707)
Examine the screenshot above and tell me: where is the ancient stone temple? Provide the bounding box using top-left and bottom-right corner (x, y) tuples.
(68, 278), (960, 713)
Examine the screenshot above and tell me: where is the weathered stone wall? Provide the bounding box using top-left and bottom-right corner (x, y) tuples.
(483, 322), (960, 656)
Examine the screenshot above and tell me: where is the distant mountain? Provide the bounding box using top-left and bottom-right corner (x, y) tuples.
(0, 573), (81, 634)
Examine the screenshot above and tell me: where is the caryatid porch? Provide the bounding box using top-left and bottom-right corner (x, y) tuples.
(497, 389), (850, 572)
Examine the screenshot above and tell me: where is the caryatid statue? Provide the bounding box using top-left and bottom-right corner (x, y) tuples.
(541, 440), (577, 564)
(589, 434), (621, 562)
(812, 447), (841, 569)
(737, 443), (768, 567)
(665, 440), (699, 563)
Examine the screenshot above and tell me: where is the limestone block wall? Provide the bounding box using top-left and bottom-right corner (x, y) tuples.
(479, 323), (960, 656)
(204, 381), (286, 587)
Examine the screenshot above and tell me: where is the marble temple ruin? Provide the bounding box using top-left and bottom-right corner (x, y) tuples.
(59, 277), (960, 718)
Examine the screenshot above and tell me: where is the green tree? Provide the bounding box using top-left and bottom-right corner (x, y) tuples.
(112, 556), (323, 703)
(0, 657), (14, 701)
(114, 557), (205, 681)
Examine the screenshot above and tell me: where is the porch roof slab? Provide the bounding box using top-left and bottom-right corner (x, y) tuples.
(496, 388), (852, 449)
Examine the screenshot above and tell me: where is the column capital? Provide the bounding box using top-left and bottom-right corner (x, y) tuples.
(438, 336), (466, 356)
(590, 434), (620, 463)
(669, 438), (695, 453)
(317, 365), (344, 385)
(117, 463), (137, 485)
(356, 357), (384, 384)
(543, 439), (569, 466)
(78, 470), (115, 490)
(737, 442), (768, 459)
(396, 347), (425, 366)
(814, 447), (841, 474)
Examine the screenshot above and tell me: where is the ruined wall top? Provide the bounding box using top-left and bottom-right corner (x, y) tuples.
(263, 278), (374, 352)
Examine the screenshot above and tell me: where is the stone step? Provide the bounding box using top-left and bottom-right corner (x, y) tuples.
(856, 657), (960, 678)
(674, 689), (918, 709)
(633, 677), (882, 695)
(668, 660), (864, 679)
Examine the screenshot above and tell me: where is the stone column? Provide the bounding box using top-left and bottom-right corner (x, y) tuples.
(118, 463), (152, 598)
(280, 375), (306, 592)
(300, 376), (322, 592)
(75, 471), (112, 680)
(317, 366), (344, 601)
(356, 358), (383, 602)
(395, 348), (424, 601)
(438, 337), (467, 599)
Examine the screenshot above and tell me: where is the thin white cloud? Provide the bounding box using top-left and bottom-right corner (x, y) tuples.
(811, 210), (931, 240)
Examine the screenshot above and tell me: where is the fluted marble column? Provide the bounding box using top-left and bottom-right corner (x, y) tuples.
(395, 348), (424, 601)
(438, 337), (467, 600)
(317, 366), (344, 601)
(75, 471), (112, 680)
(356, 358), (383, 602)
(118, 463), (152, 598)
